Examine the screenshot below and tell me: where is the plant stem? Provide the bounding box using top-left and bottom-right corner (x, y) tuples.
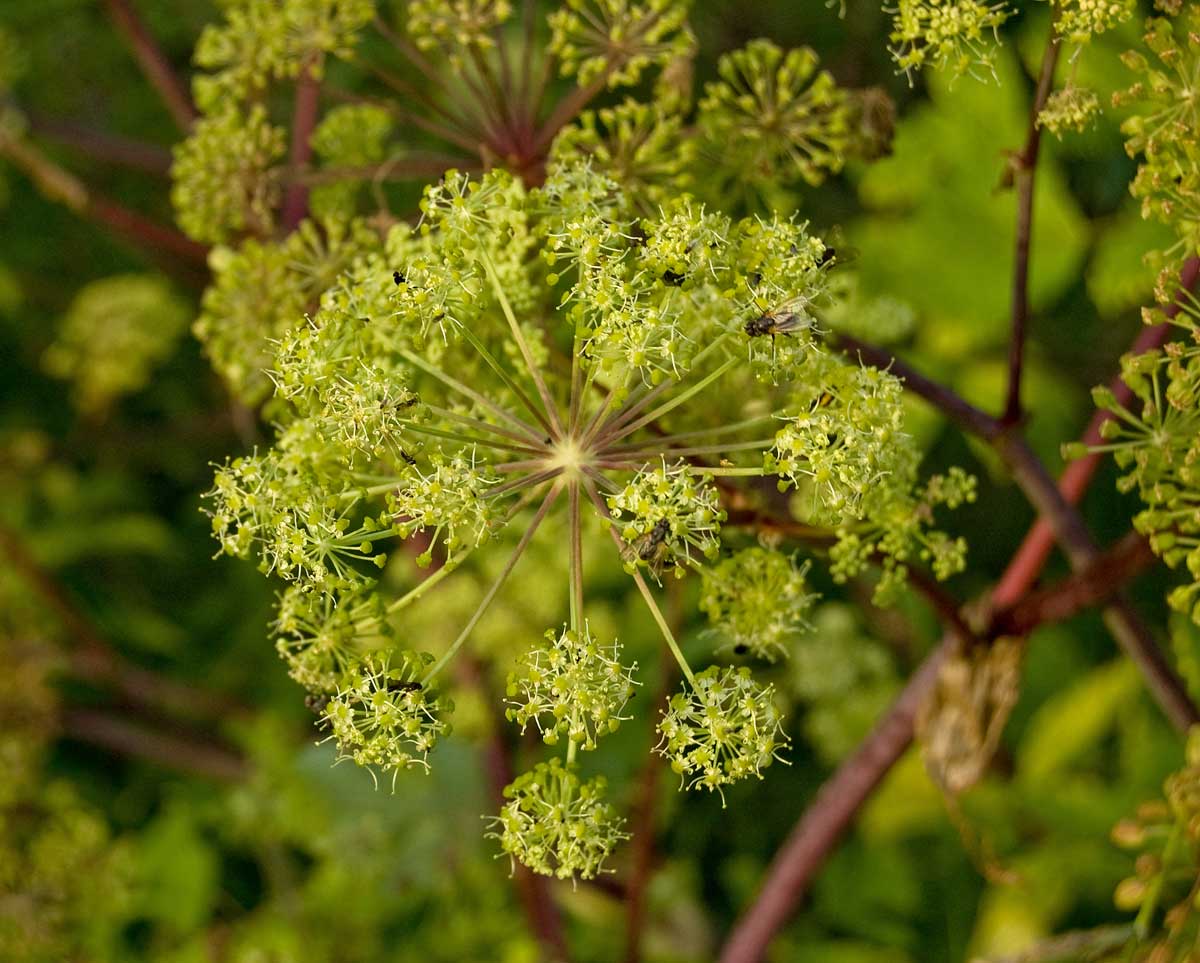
(600, 357), (740, 449)
(992, 531), (1156, 638)
(721, 261), (1200, 958)
(26, 114), (172, 174)
(622, 583), (682, 963)
(456, 326), (557, 437)
(0, 524), (246, 722)
(102, 0), (195, 132)
(454, 651), (573, 961)
(423, 404), (548, 451)
(717, 639), (952, 963)
(385, 548), (473, 614)
(1003, 18), (1061, 427)
(568, 482), (584, 631)
(281, 59), (322, 232)
(403, 421), (541, 457)
(0, 136), (208, 272)
(480, 251), (565, 438)
(400, 349), (545, 443)
(995, 255), (1200, 605)
(421, 483), (561, 683)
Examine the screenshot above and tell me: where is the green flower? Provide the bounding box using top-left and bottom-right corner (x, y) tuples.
(887, 0), (1010, 83)
(506, 623), (638, 749)
(657, 666), (789, 801)
(320, 653), (451, 784)
(700, 548), (817, 662)
(490, 759), (628, 879)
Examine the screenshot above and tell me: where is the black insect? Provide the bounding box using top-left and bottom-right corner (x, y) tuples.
(733, 643), (750, 656)
(386, 679), (423, 694)
(743, 297), (813, 339)
(662, 269), (687, 287)
(818, 246), (836, 267)
(401, 450), (418, 466)
(638, 518), (671, 562)
(393, 270), (406, 285)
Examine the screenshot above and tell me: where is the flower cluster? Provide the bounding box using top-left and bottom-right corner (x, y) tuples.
(1073, 302), (1200, 624)
(1114, 10), (1200, 298)
(1053, 0), (1135, 42)
(41, 275), (189, 415)
(170, 105), (286, 244)
(1038, 84), (1101, 137)
(548, 0), (694, 89)
(1110, 727), (1200, 958)
(490, 759), (629, 880)
(191, 0), (374, 110)
(407, 0), (514, 60)
(320, 653), (451, 785)
(274, 581), (393, 693)
(608, 460), (725, 577)
(887, 0), (1010, 84)
(506, 624), (638, 750)
(657, 666), (789, 801)
(699, 548), (817, 662)
(201, 160), (970, 878)
(770, 360), (909, 523)
(697, 40), (853, 191)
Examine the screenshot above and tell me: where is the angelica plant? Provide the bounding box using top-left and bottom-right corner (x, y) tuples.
(203, 158), (973, 879)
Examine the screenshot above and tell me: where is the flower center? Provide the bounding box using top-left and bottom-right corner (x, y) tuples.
(548, 437), (591, 477)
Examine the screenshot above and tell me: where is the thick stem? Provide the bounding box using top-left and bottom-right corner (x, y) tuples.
(721, 276), (1200, 957)
(997, 432), (1199, 731)
(717, 641), (952, 963)
(995, 255), (1200, 603)
(281, 60), (322, 232)
(0, 136), (208, 271)
(26, 115), (172, 174)
(991, 531), (1156, 637)
(102, 0), (196, 132)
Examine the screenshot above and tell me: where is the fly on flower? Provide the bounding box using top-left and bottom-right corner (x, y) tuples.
(743, 294), (817, 339)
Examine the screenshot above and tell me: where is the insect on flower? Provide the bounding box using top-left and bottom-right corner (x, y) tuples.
(624, 517), (673, 572)
(743, 295), (817, 339)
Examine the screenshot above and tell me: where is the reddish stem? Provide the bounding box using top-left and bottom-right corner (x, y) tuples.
(994, 255), (1200, 605)
(281, 62), (322, 232)
(101, 0), (196, 132)
(1003, 23), (1062, 426)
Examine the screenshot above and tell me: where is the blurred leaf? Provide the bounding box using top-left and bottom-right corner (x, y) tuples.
(1017, 660), (1139, 784)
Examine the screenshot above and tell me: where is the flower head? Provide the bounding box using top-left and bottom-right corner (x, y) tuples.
(506, 623), (639, 749)
(657, 666), (789, 800)
(700, 548), (817, 662)
(490, 759), (628, 879)
(320, 653), (451, 784)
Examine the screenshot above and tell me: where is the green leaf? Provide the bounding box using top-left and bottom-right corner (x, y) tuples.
(1017, 659), (1140, 784)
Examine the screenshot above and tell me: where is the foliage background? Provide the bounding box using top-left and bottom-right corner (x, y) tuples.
(0, 1), (1186, 960)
